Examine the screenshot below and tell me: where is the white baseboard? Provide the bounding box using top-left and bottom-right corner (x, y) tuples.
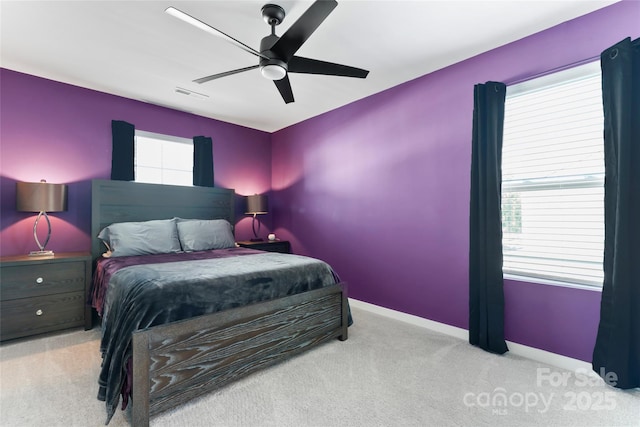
(349, 298), (592, 373)
(349, 298), (469, 339)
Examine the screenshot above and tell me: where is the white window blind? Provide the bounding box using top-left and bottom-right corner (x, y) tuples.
(134, 130), (193, 186)
(502, 61), (604, 287)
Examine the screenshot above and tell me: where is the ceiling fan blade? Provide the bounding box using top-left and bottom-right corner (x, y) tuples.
(274, 75), (294, 104)
(193, 65), (259, 84)
(165, 7), (269, 60)
(288, 56), (369, 78)
(270, 0), (338, 62)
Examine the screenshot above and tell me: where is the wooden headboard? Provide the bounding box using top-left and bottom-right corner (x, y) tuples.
(91, 179), (235, 262)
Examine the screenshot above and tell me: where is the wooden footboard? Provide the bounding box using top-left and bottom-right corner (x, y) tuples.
(131, 283), (348, 427)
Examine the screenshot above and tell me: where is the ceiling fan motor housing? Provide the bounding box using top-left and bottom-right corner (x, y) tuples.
(259, 34), (287, 80)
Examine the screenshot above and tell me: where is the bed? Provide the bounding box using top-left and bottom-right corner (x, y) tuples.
(89, 179), (349, 426)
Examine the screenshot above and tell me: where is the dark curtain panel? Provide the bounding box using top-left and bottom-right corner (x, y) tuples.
(193, 136), (214, 187)
(111, 120), (135, 181)
(592, 37), (640, 390)
(469, 81), (509, 355)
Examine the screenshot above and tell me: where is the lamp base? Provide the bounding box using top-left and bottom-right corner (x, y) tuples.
(31, 211), (54, 257)
(29, 250), (55, 257)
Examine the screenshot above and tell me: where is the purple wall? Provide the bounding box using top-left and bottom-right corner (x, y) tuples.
(271, 1), (639, 362)
(0, 70), (273, 256)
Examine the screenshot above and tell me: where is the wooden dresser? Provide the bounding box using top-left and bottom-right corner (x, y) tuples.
(0, 252), (92, 341)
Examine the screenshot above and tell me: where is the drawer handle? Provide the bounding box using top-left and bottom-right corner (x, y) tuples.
(36, 309), (43, 316)
(36, 277), (44, 284)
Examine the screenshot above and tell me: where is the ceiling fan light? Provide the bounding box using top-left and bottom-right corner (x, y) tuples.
(261, 64), (286, 81)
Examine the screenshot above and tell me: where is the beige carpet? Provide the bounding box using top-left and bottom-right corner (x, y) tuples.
(1, 306), (638, 427)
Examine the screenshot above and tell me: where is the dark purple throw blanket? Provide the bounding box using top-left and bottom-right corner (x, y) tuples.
(91, 247), (262, 316)
(91, 248), (344, 424)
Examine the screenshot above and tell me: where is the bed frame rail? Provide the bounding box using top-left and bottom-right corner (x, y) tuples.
(132, 283), (348, 426)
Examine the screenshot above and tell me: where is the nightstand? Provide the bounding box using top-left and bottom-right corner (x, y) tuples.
(237, 240), (291, 254)
(0, 252), (92, 341)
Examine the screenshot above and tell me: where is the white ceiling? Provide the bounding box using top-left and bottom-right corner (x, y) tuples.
(0, 0), (617, 132)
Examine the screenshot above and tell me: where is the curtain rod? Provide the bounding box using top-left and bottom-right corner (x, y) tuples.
(504, 55), (600, 86)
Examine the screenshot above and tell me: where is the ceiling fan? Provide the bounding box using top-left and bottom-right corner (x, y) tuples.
(165, 0), (369, 104)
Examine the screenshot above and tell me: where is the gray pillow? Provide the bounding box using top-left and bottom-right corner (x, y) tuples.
(97, 219), (181, 257)
(176, 219), (235, 251)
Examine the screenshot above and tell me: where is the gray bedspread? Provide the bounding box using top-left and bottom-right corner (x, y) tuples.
(96, 249), (340, 423)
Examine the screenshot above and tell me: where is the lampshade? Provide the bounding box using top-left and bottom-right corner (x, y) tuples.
(16, 180), (68, 212)
(246, 194), (268, 215)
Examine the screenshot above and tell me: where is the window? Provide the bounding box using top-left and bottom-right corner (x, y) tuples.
(134, 130), (193, 186)
(502, 61), (604, 287)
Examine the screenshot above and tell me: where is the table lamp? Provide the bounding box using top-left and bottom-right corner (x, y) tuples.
(16, 179), (68, 256)
(245, 194), (268, 241)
